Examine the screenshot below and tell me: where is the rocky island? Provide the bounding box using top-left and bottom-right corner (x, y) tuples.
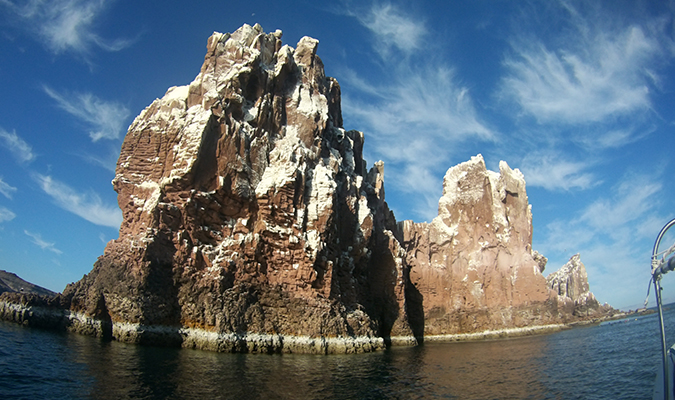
(0, 24), (615, 353)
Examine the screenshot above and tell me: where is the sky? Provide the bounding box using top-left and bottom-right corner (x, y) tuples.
(0, 0), (674, 310)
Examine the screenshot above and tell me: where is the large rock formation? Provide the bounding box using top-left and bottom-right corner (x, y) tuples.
(47, 23), (417, 353)
(0, 24), (614, 353)
(546, 254), (607, 316)
(400, 155), (560, 334)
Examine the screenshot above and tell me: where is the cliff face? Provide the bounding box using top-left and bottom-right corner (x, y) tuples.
(58, 24), (416, 353)
(0, 24), (614, 353)
(400, 155), (560, 334)
(546, 254), (605, 316)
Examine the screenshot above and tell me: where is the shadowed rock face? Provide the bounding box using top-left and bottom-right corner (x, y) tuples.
(400, 155), (561, 334)
(58, 24), (417, 352)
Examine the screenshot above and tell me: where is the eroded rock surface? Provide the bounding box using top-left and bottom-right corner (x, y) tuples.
(56, 24), (416, 353)
(546, 254), (608, 316)
(400, 155), (561, 334)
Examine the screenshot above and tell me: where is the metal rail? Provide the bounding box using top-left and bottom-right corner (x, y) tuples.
(652, 218), (675, 400)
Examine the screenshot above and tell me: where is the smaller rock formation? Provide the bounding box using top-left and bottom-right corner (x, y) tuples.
(546, 254), (607, 316)
(400, 154), (559, 335)
(0, 271), (56, 297)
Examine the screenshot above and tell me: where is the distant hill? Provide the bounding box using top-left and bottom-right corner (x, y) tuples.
(0, 270), (57, 297)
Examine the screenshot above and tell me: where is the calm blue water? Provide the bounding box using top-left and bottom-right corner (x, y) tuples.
(1, 307), (674, 400)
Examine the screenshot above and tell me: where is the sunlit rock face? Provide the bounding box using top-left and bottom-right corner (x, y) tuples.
(546, 254), (606, 317)
(400, 155), (560, 334)
(59, 24), (417, 353)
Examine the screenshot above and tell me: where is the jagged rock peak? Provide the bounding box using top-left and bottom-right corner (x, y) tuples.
(546, 254), (602, 316)
(400, 154), (556, 335)
(54, 23), (415, 354)
(435, 154), (534, 251)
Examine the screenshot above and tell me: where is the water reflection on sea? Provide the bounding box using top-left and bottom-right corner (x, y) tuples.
(1, 308), (673, 399)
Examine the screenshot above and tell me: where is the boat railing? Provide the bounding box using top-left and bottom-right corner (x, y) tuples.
(651, 217), (675, 400)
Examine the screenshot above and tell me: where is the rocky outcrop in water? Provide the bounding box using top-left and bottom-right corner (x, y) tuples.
(546, 254), (608, 316)
(43, 23), (418, 353)
(0, 24), (614, 353)
(399, 155), (561, 334)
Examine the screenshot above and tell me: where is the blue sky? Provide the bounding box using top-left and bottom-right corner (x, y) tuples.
(0, 0), (673, 310)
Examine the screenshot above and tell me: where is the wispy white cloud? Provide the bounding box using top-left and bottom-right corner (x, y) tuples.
(0, 178), (17, 199)
(342, 2), (494, 221)
(24, 230), (62, 254)
(494, 0), (673, 204)
(34, 174), (122, 229)
(79, 146), (119, 172)
(501, 8), (664, 128)
(580, 127), (652, 150)
(0, 205), (16, 222)
(352, 3), (427, 57)
(350, 67), (493, 148)
(579, 173), (662, 235)
(520, 153), (598, 191)
(343, 65), (493, 220)
(0, 128), (36, 163)
(540, 173), (663, 250)
(44, 86), (130, 141)
(0, 0), (134, 56)
(535, 172), (666, 308)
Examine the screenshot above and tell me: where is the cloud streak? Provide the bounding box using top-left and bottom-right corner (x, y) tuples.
(343, 66), (493, 220)
(500, 3), (667, 132)
(44, 86), (130, 141)
(24, 230), (62, 254)
(0, 128), (36, 163)
(34, 174), (122, 229)
(535, 172), (665, 308)
(579, 173), (662, 235)
(343, 3), (494, 220)
(0, 206), (16, 223)
(0, 178), (18, 199)
(346, 67), (492, 160)
(1, 0), (133, 56)
(493, 1), (673, 196)
(352, 3), (427, 57)
(520, 153), (598, 191)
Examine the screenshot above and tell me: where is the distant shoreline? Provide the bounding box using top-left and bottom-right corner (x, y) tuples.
(419, 311), (646, 344)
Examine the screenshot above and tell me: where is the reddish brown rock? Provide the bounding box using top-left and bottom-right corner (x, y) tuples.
(400, 155), (561, 334)
(0, 25), (615, 351)
(546, 254), (610, 317)
(56, 24), (417, 353)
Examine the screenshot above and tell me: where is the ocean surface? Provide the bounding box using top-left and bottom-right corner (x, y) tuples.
(2, 306), (675, 400)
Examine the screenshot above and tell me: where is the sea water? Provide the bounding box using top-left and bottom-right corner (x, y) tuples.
(1, 306), (674, 400)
